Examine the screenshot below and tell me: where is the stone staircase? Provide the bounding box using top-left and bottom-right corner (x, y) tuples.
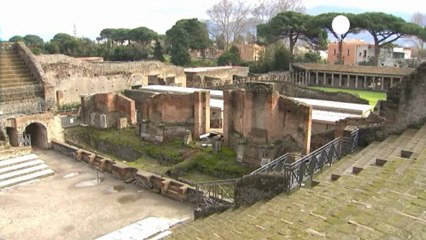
(168, 125), (426, 239)
(0, 153), (54, 190)
(0, 43), (44, 112)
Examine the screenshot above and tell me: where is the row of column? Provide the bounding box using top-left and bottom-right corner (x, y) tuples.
(290, 69), (403, 91)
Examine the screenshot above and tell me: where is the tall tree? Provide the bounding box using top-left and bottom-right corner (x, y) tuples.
(207, 0), (251, 50)
(257, 11), (326, 55)
(9, 35), (24, 42)
(166, 25), (191, 66)
(357, 12), (422, 65)
(128, 27), (157, 47)
(410, 12), (426, 50)
(153, 40), (165, 62)
(174, 19), (211, 59)
(253, 0), (305, 24)
(308, 13), (358, 63)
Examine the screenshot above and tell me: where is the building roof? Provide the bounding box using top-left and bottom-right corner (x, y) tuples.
(184, 66), (234, 73)
(294, 98), (372, 116)
(141, 85), (223, 99)
(292, 63), (414, 76)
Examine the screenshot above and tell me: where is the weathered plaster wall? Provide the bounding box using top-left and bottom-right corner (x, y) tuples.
(81, 92), (136, 128)
(223, 82), (312, 166)
(36, 54), (186, 105)
(186, 67), (249, 88)
(379, 63), (426, 134)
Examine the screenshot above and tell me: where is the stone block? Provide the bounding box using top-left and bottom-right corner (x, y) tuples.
(117, 117), (128, 129)
(400, 150), (413, 159)
(99, 114), (107, 129)
(331, 174), (341, 181)
(375, 158), (387, 167)
(352, 167), (363, 174)
(236, 145), (245, 163)
(183, 130), (192, 146)
(90, 112), (96, 126)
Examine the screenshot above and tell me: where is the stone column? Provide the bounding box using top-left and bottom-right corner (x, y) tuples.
(364, 76), (367, 88)
(331, 74), (334, 86)
(315, 72), (319, 85)
(372, 76), (376, 89)
(390, 78), (394, 88)
(339, 74), (342, 87)
(355, 75), (359, 88)
(381, 77), (385, 90)
(323, 73), (326, 85)
(347, 75), (350, 88)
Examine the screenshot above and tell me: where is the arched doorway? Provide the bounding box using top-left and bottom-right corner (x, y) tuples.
(25, 123), (48, 149)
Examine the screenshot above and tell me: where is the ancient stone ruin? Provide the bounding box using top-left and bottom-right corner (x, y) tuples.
(223, 82), (312, 166)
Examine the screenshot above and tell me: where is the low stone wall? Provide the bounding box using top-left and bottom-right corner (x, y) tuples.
(335, 114), (385, 147)
(51, 141), (195, 202)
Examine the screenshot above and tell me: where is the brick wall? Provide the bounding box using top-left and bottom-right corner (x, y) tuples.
(223, 82), (312, 166)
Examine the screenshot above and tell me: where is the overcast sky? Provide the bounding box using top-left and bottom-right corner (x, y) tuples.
(0, 0), (423, 41)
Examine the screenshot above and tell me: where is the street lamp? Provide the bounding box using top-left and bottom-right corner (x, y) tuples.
(332, 15), (350, 64)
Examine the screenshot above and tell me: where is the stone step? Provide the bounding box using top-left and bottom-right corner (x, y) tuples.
(0, 74), (36, 84)
(0, 81), (40, 89)
(0, 169), (54, 189)
(0, 154), (39, 168)
(316, 142), (380, 182)
(0, 71), (33, 79)
(350, 135), (399, 173)
(0, 164), (50, 181)
(0, 68), (31, 75)
(0, 159), (45, 175)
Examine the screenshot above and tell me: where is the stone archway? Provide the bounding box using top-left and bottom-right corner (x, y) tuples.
(25, 122), (48, 149)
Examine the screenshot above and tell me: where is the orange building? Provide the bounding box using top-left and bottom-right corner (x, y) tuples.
(235, 44), (265, 62)
(327, 40), (374, 65)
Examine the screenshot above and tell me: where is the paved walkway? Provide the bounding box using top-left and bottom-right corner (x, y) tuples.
(0, 150), (193, 240)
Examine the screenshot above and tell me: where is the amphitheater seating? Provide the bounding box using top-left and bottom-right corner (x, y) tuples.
(0, 44), (43, 105)
(169, 124), (426, 239)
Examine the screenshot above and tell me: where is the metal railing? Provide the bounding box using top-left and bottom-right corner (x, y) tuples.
(194, 128), (360, 211)
(250, 153), (294, 175)
(195, 178), (238, 208)
(252, 128), (359, 192)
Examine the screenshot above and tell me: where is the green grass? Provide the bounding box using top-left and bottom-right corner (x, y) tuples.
(65, 126), (253, 183)
(309, 86), (387, 106)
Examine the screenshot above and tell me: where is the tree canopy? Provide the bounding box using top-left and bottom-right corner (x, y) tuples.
(258, 11), (327, 55)
(357, 12), (423, 65)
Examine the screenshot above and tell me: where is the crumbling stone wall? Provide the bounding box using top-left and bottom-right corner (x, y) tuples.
(186, 67), (249, 87)
(36, 54), (186, 105)
(139, 91), (210, 142)
(335, 114), (385, 146)
(234, 174), (285, 207)
(51, 141), (195, 202)
(380, 63), (426, 134)
(223, 82), (312, 166)
(81, 92), (136, 128)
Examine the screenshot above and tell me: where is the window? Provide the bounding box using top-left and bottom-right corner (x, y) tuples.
(363, 50), (367, 58)
(333, 49), (336, 56)
(359, 52), (362, 57)
(347, 49), (350, 56)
